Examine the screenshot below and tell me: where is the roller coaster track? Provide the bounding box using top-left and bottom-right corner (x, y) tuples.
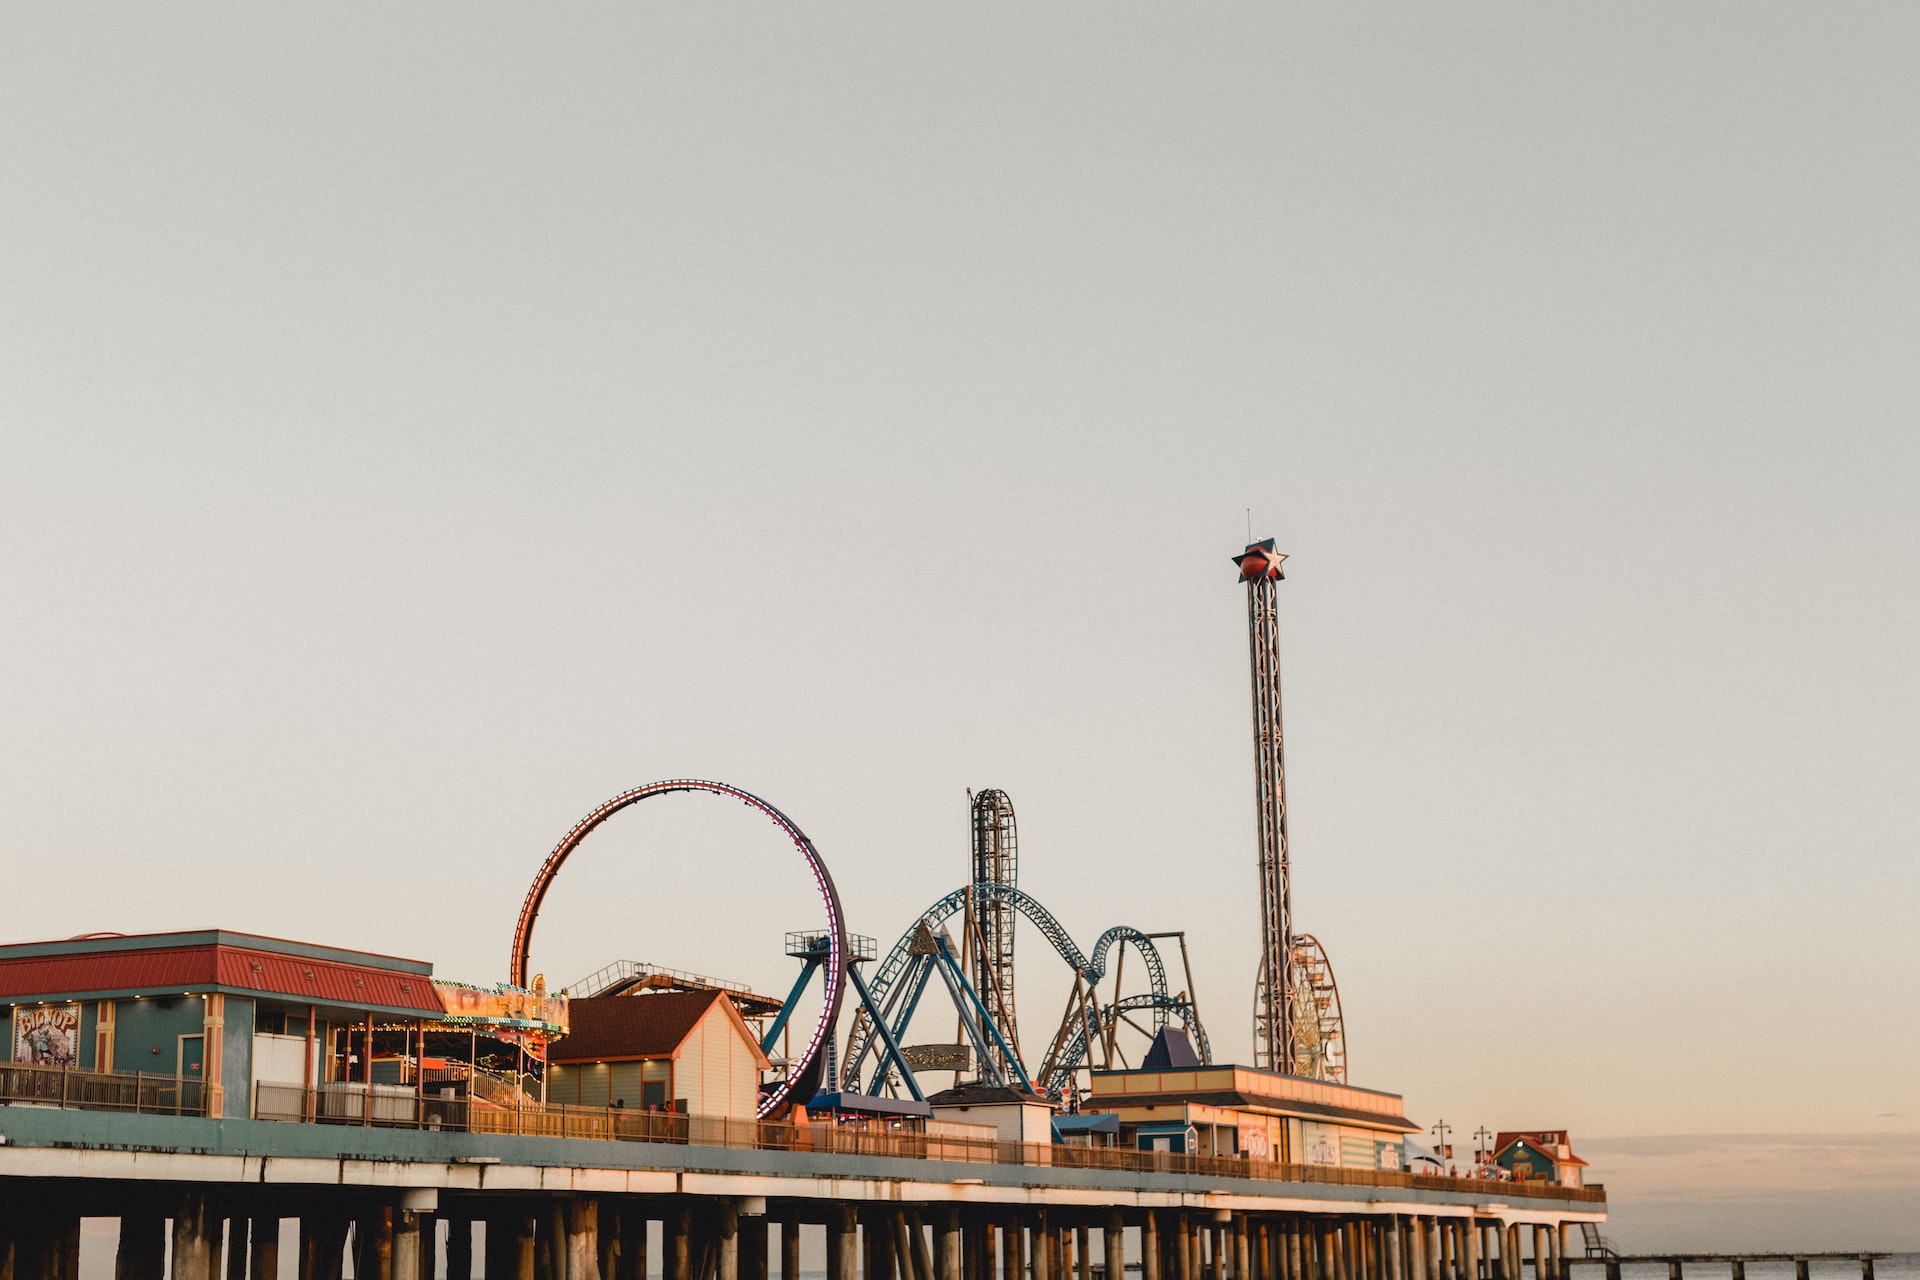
(841, 883), (1209, 1092)
(1036, 992), (1210, 1095)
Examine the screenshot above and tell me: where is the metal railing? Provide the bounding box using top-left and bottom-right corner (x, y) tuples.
(0, 1062), (207, 1116)
(248, 1083), (1603, 1203)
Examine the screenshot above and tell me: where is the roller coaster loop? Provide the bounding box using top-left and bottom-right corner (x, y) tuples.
(509, 779), (848, 1120)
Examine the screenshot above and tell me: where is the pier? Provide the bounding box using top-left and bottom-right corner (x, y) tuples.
(0, 1098), (1602, 1280)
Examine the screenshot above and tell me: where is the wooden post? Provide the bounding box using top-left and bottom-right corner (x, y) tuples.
(482, 1215), (511, 1280)
(174, 1193), (214, 1280)
(716, 1202), (738, 1280)
(568, 1200), (603, 1280)
(909, 1214), (936, 1280)
(117, 1213), (166, 1280)
(447, 1217), (472, 1280)
(393, 1213), (421, 1280)
(669, 1209), (693, 1280)
(890, 1216), (914, 1280)
(833, 1209), (858, 1280)
(599, 1211), (619, 1280)
(1006, 1219), (1025, 1280)
(940, 1211), (963, 1280)
(224, 1220), (248, 1280)
(250, 1219), (280, 1280)
(516, 1214), (539, 1280)
(297, 1217), (320, 1280)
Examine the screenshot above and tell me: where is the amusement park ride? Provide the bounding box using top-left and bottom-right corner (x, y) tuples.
(505, 537), (1346, 1117)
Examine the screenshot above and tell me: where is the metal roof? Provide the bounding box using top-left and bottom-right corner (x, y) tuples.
(0, 929), (432, 975)
(0, 937), (444, 1018)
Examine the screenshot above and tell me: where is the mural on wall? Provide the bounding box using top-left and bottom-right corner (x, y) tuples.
(13, 1004), (81, 1066)
(1304, 1122), (1340, 1166)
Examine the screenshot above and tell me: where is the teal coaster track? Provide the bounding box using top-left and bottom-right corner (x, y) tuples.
(839, 882), (1211, 1098)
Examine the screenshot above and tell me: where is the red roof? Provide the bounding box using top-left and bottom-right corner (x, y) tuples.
(0, 942), (443, 1017)
(548, 991), (767, 1066)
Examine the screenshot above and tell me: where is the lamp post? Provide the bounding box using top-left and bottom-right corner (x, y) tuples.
(1431, 1119), (1453, 1169)
(1474, 1126), (1494, 1176)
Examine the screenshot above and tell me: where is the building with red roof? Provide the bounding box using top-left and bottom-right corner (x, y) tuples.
(1493, 1130), (1590, 1187)
(546, 991), (769, 1119)
(0, 929), (443, 1120)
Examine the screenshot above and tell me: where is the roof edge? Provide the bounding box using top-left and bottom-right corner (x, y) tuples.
(0, 931), (434, 975)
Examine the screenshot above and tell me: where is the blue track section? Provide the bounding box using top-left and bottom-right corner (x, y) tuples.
(841, 884), (1212, 1096)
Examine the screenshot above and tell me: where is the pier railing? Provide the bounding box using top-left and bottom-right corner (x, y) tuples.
(0, 1062), (206, 1116)
(248, 1083), (1604, 1203)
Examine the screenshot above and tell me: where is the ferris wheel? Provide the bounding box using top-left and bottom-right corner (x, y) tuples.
(1254, 932), (1346, 1084)
(1285, 933), (1346, 1083)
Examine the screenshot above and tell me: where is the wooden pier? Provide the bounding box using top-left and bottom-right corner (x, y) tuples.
(0, 1103), (1605, 1280)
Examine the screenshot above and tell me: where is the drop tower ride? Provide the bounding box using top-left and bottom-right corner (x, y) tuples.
(1232, 538), (1294, 1074)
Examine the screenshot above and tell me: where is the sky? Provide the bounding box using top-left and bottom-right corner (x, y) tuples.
(3, 3), (1916, 1252)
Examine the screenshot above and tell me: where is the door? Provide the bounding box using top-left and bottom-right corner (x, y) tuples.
(176, 1034), (204, 1115)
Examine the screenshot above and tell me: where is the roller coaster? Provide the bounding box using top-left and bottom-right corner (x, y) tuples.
(509, 777), (1344, 1115)
(838, 880), (1212, 1099)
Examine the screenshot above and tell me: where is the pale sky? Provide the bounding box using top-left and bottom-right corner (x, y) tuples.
(3, 4), (1916, 1251)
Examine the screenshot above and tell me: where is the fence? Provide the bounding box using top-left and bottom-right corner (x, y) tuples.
(0, 1061), (206, 1116)
(247, 1083), (1603, 1204)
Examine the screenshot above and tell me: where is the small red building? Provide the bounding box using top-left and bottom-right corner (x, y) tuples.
(1493, 1130), (1589, 1186)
